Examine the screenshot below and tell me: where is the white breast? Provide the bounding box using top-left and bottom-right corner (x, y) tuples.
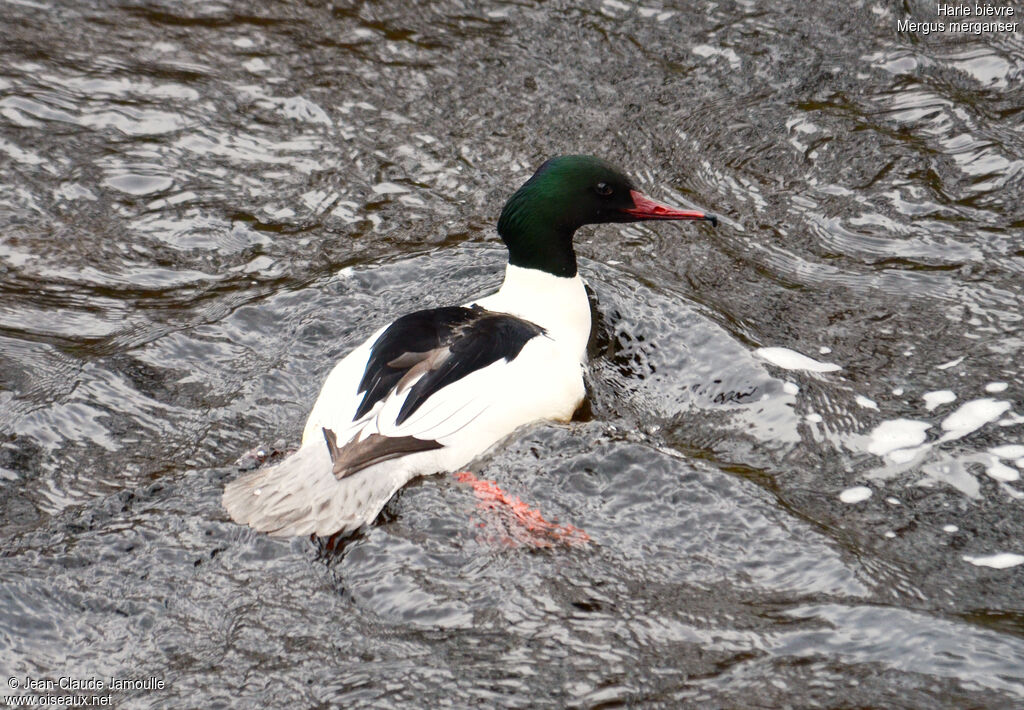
(472, 263), (592, 363)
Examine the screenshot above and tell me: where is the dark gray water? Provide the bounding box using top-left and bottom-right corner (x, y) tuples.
(2, 0), (1023, 707)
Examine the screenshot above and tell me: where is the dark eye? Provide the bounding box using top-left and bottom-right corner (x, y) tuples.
(594, 182), (613, 197)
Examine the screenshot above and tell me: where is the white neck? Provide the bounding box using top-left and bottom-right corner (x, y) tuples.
(470, 263), (591, 363)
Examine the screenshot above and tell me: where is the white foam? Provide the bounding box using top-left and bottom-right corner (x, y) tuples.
(884, 531), (896, 538)
(783, 382), (800, 395)
(989, 445), (1024, 459)
(855, 395), (879, 410)
(819, 346), (832, 355)
(1003, 484), (1024, 500)
(886, 497), (901, 505)
(943, 525), (958, 533)
(985, 382), (1008, 393)
(888, 445), (928, 464)
(999, 412), (1024, 427)
(936, 356), (965, 370)
(1017, 458), (1024, 469)
(839, 486), (872, 503)
(940, 399), (1011, 440)
(921, 459), (980, 498)
(755, 347), (841, 373)
(892, 387), (904, 396)
(923, 390), (956, 411)
(805, 413), (823, 423)
(867, 419), (931, 457)
(986, 459), (1020, 482)
(963, 553), (1024, 569)
(243, 57), (270, 74)
(372, 181), (409, 195)
(692, 44), (742, 70)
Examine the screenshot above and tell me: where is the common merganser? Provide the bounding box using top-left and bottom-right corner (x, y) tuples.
(223, 155), (716, 538)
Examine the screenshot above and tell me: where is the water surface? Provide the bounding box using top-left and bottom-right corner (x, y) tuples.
(1, 0), (1023, 707)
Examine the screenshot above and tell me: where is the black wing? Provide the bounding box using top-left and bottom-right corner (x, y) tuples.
(355, 305), (546, 425)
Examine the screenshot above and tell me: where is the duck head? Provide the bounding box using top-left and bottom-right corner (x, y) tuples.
(497, 155), (716, 277)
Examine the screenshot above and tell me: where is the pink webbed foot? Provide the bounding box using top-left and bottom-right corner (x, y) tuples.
(453, 471), (590, 548)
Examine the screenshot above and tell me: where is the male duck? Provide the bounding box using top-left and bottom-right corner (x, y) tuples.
(223, 155), (716, 537)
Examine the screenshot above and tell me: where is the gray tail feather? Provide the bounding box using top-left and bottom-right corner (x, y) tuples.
(222, 443), (353, 538)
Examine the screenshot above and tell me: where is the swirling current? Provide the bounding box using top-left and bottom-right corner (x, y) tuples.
(1, 1), (1023, 707)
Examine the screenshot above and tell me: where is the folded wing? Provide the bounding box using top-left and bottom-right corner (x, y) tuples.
(224, 305), (551, 537)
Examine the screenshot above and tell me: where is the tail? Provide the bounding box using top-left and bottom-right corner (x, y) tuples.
(222, 442), (400, 538)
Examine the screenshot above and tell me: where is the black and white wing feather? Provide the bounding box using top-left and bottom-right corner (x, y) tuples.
(356, 305), (546, 425)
